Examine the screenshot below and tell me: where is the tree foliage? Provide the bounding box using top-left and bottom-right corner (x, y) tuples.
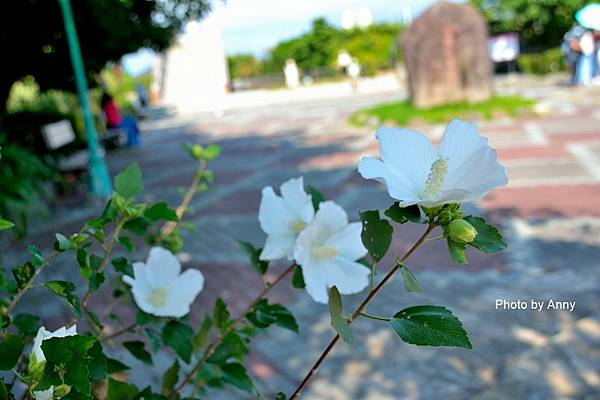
(0, 0), (211, 109)
(470, 0), (594, 51)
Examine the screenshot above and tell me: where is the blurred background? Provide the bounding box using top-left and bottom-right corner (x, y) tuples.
(1, 0), (599, 399)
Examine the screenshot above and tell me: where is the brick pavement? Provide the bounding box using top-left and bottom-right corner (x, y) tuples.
(4, 75), (600, 399)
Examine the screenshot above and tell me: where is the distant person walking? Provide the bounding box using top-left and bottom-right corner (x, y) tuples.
(336, 49), (352, 76)
(284, 59), (300, 89)
(348, 58), (361, 91)
(101, 92), (140, 148)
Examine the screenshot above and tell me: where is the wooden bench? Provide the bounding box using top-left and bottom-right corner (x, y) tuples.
(41, 120), (91, 174)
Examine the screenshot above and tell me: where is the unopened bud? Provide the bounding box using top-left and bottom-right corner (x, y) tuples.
(191, 144), (204, 160)
(54, 384), (71, 397)
(447, 219), (477, 243)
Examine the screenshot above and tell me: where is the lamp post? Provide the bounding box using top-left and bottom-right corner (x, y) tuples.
(58, 0), (112, 198)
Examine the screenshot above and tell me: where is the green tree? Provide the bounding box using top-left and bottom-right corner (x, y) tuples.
(227, 54), (263, 79)
(0, 0), (211, 111)
(470, 0), (594, 51)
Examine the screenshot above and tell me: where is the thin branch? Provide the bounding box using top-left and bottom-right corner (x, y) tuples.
(100, 322), (137, 342)
(288, 223), (436, 399)
(2, 250), (59, 318)
(158, 159), (206, 242)
(171, 263), (297, 397)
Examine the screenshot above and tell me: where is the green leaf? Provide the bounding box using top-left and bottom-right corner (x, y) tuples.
(192, 315), (213, 352)
(12, 262), (35, 290)
(108, 378), (139, 400)
(464, 216), (507, 254)
(27, 244), (45, 266)
(400, 266), (423, 293)
(118, 236), (135, 252)
(76, 248), (92, 279)
(276, 393), (287, 400)
(203, 144), (221, 160)
(292, 266), (305, 288)
(145, 202), (179, 222)
(161, 360), (180, 395)
(38, 335), (98, 395)
(136, 308), (156, 326)
(221, 362), (253, 392)
(239, 241), (269, 275)
(360, 210), (393, 262)
(89, 272), (105, 293)
(328, 286), (352, 344)
(106, 357), (130, 374)
(123, 218), (150, 236)
(112, 257), (134, 277)
(0, 316), (9, 330)
(384, 203), (421, 224)
(88, 340), (108, 381)
(14, 313), (41, 336)
(390, 305), (472, 349)
(247, 299), (299, 332)
(207, 332), (248, 364)
(0, 378), (8, 400)
(306, 186), (325, 211)
(54, 233), (73, 252)
(43, 280), (82, 317)
(123, 341), (153, 365)
(0, 333), (24, 370)
(114, 162), (143, 199)
(213, 298), (230, 330)
(447, 239), (468, 264)
(162, 321), (194, 364)
(0, 219), (14, 230)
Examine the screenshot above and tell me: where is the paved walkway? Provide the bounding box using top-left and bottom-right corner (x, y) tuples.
(5, 74), (600, 399)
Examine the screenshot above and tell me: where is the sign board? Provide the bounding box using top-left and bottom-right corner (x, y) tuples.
(41, 120), (75, 150)
(488, 33), (520, 62)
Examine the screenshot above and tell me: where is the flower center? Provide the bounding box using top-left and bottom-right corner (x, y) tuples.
(288, 219), (307, 234)
(148, 287), (167, 307)
(311, 246), (338, 261)
(420, 156), (448, 200)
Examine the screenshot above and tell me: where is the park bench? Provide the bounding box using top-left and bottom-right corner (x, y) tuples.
(41, 119), (125, 176)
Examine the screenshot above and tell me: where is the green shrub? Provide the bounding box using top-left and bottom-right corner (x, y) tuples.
(518, 48), (565, 75)
(0, 136), (54, 237)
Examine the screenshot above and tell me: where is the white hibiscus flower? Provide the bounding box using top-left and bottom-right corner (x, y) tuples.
(294, 201), (369, 304)
(123, 247), (204, 318)
(358, 119), (508, 208)
(33, 387), (53, 400)
(258, 177), (315, 261)
(31, 325), (77, 363)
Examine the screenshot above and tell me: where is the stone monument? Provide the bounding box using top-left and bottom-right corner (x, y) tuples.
(402, 1), (492, 108)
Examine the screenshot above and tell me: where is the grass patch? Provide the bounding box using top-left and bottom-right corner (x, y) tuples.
(350, 96), (535, 126)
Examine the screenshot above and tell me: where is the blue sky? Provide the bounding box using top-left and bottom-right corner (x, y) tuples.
(123, 0), (441, 75)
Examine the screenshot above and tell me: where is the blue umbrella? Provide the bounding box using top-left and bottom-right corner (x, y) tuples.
(576, 3), (600, 30)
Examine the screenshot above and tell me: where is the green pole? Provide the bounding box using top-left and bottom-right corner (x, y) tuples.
(58, 0), (112, 198)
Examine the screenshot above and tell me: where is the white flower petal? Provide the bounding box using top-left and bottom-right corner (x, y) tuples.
(439, 119), (508, 195)
(322, 258), (370, 295)
(280, 177), (314, 222)
(32, 325), (77, 363)
(258, 186), (295, 236)
(34, 387), (53, 400)
(325, 222), (367, 261)
(376, 127), (437, 193)
(358, 157), (421, 202)
(301, 262), (329, 304)
(312, 201), (348, 238)
(260, 233), (296, 261)
(166, 269), (204, 306)
(146, 247), (181, 287)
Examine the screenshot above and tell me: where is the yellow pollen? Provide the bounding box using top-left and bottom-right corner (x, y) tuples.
(420, 156), (448, 200)
(149, 287), (167, 307)
(288, 220), (307, 234)
(311, 246), (338, 261)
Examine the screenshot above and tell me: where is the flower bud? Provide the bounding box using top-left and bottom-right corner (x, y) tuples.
(191, 144), (204, 160)
(447, 219), (477, 243)
(54, 384), (71, 397)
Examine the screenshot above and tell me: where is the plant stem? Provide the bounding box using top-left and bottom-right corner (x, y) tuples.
(2, 251), (58, 318)
(80, 218), (126, 311)
(171, 263), (296, 398)
(158, 159), (206, 242)
(360, 312), (390, 322)
(288, 223), (436, 399)
(100, 322), (137, 342)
